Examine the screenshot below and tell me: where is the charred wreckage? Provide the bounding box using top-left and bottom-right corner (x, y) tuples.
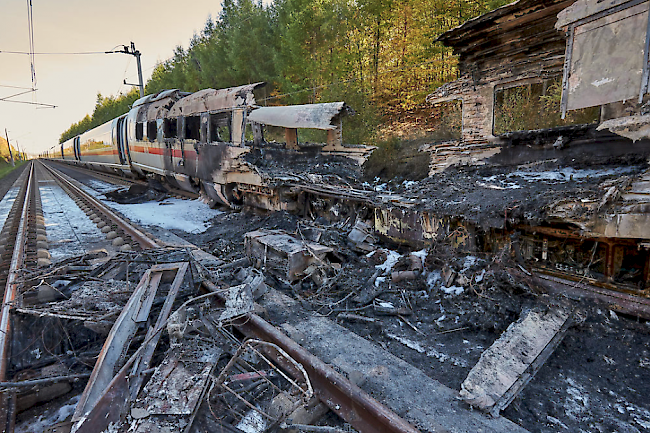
(44, 0), (650, 313)
(14, 0), (650, 431)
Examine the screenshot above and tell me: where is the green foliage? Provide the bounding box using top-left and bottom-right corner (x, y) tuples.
(63, 0), (515, 144)
(0, 160), (26, 180)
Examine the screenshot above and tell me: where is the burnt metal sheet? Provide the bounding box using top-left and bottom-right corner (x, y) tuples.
(135, 355), (213, 416)
(245, 229), (333, 282)
(72, 269), (163, 422)
(134, 90), (186, 122)
(563, 2), (649, 111)
(132, 89), (187, 108)
(168, 82), (264, 118)
(597, 113), (650, 140)
(557, 0), (641, 29)
(247, 102), (353, 130)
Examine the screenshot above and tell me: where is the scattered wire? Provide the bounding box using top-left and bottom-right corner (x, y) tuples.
(0, 46), (124, 56)
(0, 84), (33, 90)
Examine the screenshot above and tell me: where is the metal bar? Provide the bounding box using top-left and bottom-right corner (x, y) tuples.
(640, 5), (650, 102)
(536, 273), (650, 319)
(0, 373), (91, 388)
(129, 262), (188, 399)
(560, 25), (575, 119)
(202, 280), (420, 433)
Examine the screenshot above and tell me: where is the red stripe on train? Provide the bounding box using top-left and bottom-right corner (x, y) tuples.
(129, 146), (197, 159)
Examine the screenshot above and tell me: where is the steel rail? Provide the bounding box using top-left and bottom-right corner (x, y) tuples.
(0, 162), (34, 432)
(47, 159), (200, 200)
(39, 160), (419, 433)
(40, 161), (160, 249)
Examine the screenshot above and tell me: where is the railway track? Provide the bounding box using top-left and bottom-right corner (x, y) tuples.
(0, 160), (420, 433)
(47, 159), (200, 200)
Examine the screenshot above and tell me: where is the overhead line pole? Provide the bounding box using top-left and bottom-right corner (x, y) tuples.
(4, 130), (15, 167)
(107, 42), (144, 97)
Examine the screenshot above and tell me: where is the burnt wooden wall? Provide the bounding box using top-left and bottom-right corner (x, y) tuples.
(426, 0), (575, 173)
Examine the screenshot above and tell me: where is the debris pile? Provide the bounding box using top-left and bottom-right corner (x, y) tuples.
(9, 247), (353, 433)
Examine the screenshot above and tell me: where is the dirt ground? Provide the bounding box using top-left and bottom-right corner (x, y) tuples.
(177, 210), (650, 433)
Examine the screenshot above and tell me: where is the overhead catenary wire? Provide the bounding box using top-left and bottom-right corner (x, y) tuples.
(0, 45), (124, 56)
(26, 0), (36, 89)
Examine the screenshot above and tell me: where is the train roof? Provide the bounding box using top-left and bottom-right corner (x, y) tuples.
(248, 102), (354, 130)
(167, 82), (265, 117)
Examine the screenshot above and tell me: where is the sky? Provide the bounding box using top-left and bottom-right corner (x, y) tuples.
(1, 0), (223, 155)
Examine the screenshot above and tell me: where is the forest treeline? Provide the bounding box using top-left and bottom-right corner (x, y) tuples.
(60, 0), (511, 144)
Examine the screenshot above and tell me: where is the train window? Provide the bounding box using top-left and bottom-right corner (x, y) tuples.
(185, 116), (200, 141)
(163, 118), (177, 138)
(147, 121), (157, 141)
(210, 113), (230, 142)
(136, 123), (144, 141)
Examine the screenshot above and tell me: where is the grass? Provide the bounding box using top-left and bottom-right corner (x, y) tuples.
(0, 160), (26, 180)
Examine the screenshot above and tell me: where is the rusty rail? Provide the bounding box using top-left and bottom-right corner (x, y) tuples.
(0, 162), (34, 431)
(201, 279), (420, 433)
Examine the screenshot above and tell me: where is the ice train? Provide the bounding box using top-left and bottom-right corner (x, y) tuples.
(43, 83), (373, 211)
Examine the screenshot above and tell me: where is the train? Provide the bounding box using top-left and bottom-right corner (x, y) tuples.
(42, 83), (374, 212)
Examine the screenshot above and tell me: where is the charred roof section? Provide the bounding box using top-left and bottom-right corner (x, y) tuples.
(438, 0), (574, 73)
(248, 102), (354, 130)
(167, 82), (265, 118)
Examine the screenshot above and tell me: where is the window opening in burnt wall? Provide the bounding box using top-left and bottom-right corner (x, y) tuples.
(210, 113), (231, 142)
(185, 116), (201, 141)
(431, 99), (462, 140)
(147, 121), (157, 141)
(163, 118), (178, 138)
(135, 123), (144, 141)
(493, 77), (599, 135)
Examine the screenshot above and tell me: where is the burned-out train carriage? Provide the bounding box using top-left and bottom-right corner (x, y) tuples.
(51, 83), (373, 211)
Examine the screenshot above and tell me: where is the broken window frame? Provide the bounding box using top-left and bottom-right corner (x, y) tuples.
(559, 0), (650, 117)
(184, 115), (201, 141)
(146, 121), (157, 142)
(208, 111), (232, 143)
(135, 123), (144, 141)
(163, 118), (178, 139)
(492, 76), (600, 135)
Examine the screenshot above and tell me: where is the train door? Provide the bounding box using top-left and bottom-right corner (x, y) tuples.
(73, 137), (80, 161)
(122, 118), (131, 165)
(60, 144), (64, 159)
(116, 117), (128, 165)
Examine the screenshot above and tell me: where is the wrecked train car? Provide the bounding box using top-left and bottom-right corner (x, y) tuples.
(411, 0), (650, 301)
(53, 83), (373, 212)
